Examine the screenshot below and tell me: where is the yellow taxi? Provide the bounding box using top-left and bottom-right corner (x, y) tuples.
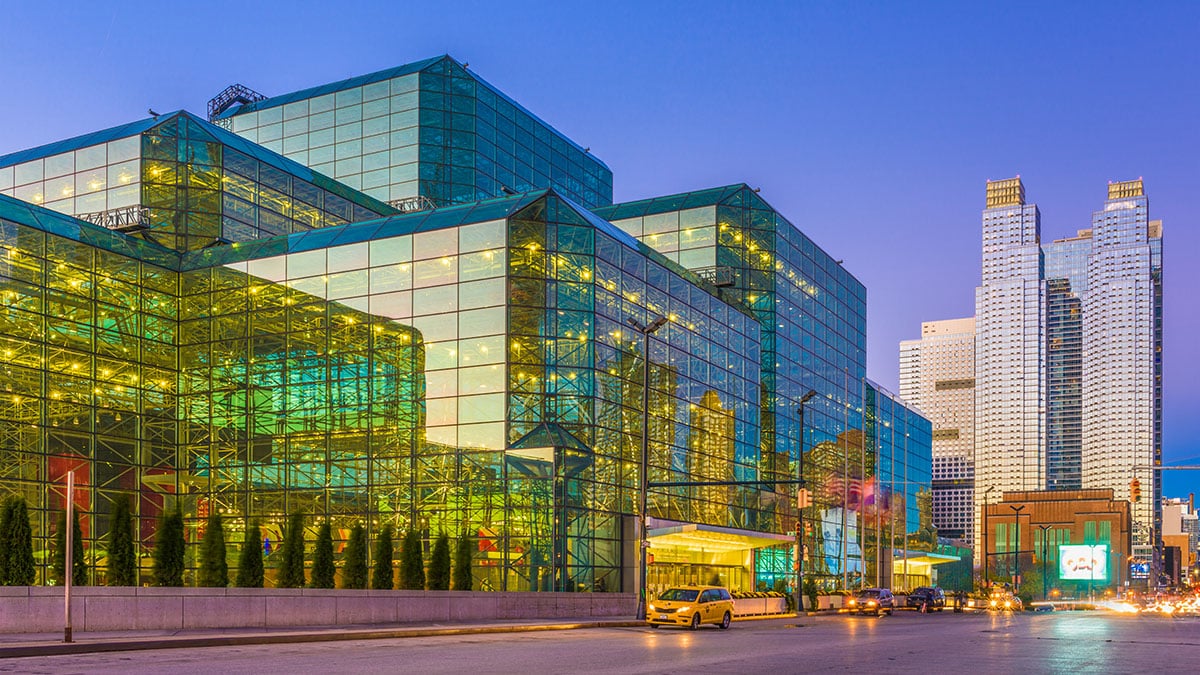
(647, 585), (735, 630)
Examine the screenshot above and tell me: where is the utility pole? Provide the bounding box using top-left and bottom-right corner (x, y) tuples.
(630, 316), (667, 621)
(795, 389), (817, 614)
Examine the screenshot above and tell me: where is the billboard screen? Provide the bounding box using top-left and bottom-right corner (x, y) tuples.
(1059, 544), (1108, 581)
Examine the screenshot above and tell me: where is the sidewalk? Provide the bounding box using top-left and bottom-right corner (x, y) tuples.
(0, 612), (804, 658)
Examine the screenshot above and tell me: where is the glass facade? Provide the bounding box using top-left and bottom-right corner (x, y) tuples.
(0, 189), (775, 591)
(0, 60), (931, 594)
(220, 57), (613, 210)
(596, 184), (878, 588)
(0, 112), (397, 253)
(864, 381), (934, 590)
(1044, 235), (1090, 491)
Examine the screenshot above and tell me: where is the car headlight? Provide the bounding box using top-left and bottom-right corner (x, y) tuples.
(990, 600), (997, 607)
(648, 604), (656, 613)
(676, 606), (691, 613)
(848, 600), (856, 606)
(1004, 601), (1012, 609)
(867, 601), (876, 606)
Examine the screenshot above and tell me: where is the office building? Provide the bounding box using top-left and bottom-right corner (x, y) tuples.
(899, 317), (975, 542)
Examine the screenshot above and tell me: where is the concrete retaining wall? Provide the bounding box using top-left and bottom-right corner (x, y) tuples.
(0, 587), (636, 634)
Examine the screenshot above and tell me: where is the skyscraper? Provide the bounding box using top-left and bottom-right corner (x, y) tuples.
(973, 177), (1046, 553)
(900, 317), (975, 542)
(1081, 181), (1163, 545)
(968, 177), (1163, 556)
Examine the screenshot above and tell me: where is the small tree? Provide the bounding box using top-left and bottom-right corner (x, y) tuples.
(453, 532), (473, 591)
(310, 521), (335, 589)
(1, 497), (35, 586)
(235, 519), (264, 588)
(342, 524), (368, 590)
(52, 509), (87, 586)
(277, 512), (307, 588)
(428, 532), (451, 591)
(399, 527), (425, 590)
(198, 510), (228, 587)
(152, 503), (185, 586)
(371, 525), (394, 590)
(0, 498), (12, 583)
(106, 495), (137, 586)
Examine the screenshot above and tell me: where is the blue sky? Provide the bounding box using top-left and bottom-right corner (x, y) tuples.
(2, 1), (1197, 495)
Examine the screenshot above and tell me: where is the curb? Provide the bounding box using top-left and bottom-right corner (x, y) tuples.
(0, 620), (646, 659)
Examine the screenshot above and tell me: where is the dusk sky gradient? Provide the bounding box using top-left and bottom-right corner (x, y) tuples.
(2, 1), (1196, 495)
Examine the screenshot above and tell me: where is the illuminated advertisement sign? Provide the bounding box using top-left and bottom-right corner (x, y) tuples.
(1059, 544), (1108, 581)
(1129, 561), (1150, 580)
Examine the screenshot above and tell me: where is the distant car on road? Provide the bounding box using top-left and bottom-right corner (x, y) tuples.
(646, 585), (734, 630)
(906, 586), (946, 611)
(848, 588), (895, 616)
(988, 589), (1023, 612)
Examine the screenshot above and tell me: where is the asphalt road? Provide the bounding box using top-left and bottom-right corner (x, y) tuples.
(5, 610), (1200, 674)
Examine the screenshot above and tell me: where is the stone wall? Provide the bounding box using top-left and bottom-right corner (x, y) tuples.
(0, 587), (636, 634)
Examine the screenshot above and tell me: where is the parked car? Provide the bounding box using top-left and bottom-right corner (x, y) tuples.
(848, 588), (895, 616)
(646, 586), (735, 630)
(906, 586), (947, 611)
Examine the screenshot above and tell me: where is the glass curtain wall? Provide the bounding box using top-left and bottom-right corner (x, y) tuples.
(223, 57), (614, 209)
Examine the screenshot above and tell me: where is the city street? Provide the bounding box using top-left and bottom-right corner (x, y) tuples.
(6, 611), (1200, 674)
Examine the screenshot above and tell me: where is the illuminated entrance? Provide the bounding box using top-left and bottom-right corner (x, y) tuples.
(891, 549), (960, 591)
(645, 519), (794, 595)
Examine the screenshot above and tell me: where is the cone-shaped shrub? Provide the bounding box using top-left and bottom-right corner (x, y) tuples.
(399, 527), (425, 590)
(277, 512), (307, 588)
(235, 519), (264, 588)
(1, 497), (35, 586)
(428, 532), (451, 591)
(310, 522), (335, 589)
(105, 495), (136, 586)
(198, 510), (228, 587)
(152, 504), (185, 586)
(371, 525), (394, 590)
(0, 499), (11, 583)
(453, 532), (473, 591)
(342, 524), (368, 590)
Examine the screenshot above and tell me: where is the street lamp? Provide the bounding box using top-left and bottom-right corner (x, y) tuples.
(1036, 524), (1052, 600)
(1009, 505), (1026, 586)
(795, 389), (817, 615)
(630, 315), (668, 621)
(982, 486), (995, 588)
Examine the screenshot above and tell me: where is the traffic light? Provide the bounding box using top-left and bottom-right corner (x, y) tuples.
(1130, 478), (1142, 502)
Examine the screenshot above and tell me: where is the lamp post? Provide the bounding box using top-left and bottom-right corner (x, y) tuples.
(982, 486), (995, 588)
(1009, 505), (1025, 586)
(630, 315), (668, 621)
(1036, 524), (1052, 600)
(795, 389), (817, 615)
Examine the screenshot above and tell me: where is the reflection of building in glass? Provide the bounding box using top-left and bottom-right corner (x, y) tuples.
(0, 58), (932, 594)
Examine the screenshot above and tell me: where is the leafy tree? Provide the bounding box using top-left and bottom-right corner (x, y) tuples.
(52, 509), (87, 586)
(198, 510), (228, 587)
(428, 532), (451, 591)
(106, 495), (137, 586)
(342, 524), (368, 590)
(371, 525), (394, 590)
(235, 519), (264, 588)
(399, 527), (425, 590)
(277, 512), (307, 588)
(453, 532), (473, 591)
(1, 497), (35, 585)
(803, 577), (819, 612)
(310, 521), (335, 589)
(152, 503), (185, 586)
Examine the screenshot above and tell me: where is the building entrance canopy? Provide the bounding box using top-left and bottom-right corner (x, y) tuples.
(648, 519), (793, 553)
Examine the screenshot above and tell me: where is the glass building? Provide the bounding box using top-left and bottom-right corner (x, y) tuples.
(0, 58), (932, 593)
(216, 56), (613, 211)
(0, 111), (397, 253)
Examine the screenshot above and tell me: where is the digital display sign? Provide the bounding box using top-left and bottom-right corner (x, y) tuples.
(1059, 544), (1108, 581)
